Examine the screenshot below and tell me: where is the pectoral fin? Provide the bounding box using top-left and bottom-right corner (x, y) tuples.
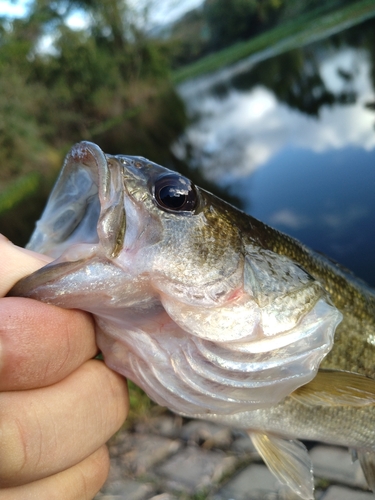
(249, 432), (314, 500)
(291, 370), (375, 407)
(358, 449), (375, 492)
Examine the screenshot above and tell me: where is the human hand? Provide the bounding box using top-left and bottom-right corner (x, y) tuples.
(0, 234), (129, 499)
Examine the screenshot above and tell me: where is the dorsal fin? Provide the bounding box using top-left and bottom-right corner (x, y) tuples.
(291, 370), (375, 407)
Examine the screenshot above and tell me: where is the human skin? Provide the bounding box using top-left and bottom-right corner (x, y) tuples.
(0, 234), (129, 499)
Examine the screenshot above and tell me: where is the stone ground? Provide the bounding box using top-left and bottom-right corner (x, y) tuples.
(95, 410), (373, 500)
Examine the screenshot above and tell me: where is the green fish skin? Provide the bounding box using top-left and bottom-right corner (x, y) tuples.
(8, 142), (375, 499)
(244, 212), (375, 377)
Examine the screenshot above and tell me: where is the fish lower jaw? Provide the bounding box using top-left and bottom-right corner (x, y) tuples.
(53, 242), (99, 263)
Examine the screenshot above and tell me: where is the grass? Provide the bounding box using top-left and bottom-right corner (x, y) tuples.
(171, 0), (375, 84)
(0, 172), (41, 216)
(125, 381), (158, 429)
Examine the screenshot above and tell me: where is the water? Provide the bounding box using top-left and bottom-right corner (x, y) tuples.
(175, 16), (375, 286)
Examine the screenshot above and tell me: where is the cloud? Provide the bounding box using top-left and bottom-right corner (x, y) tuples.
(321, 205), (369, 231)
(268, 205), (369, 239)
(269, 209), (311, 230)
(175, 47), (375, 181)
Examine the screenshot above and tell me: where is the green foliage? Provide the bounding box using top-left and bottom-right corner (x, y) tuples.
(0, 172), (41, 214)
(166, 8), (208, 68)
(172, 0), (375, 84)
(168, 0), (372, 70)
(167, 0), (284, 65)
(26, 6), (175, 148)
(204, 0), (260, 49)
(0, 0), (187, 244)
(126, 380), (155, 429)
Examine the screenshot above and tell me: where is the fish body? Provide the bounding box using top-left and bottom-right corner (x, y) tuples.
(9, 142), (375, 499)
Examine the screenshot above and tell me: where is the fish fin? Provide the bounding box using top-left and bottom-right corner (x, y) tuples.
(358, 449), (375, 492)
(249, 431), (314, 500)
(290, 370), (375, 407)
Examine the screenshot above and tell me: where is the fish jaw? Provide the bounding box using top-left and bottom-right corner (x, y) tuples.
(27, 141), (126, 259)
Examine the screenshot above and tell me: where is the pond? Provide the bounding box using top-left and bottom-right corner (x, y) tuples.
(174, 14), (375, 287)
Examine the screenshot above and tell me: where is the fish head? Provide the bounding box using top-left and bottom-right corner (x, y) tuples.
(10, 141), (342, 416)
(26, 141), (242, 298)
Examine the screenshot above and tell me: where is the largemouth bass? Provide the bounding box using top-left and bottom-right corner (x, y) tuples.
(9, 141), (375, 499)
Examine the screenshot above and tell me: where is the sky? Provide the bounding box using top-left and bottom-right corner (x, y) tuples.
(134, 0), (203, 25)
(0, 0), (29, 17)
(0, 0), (204, 26)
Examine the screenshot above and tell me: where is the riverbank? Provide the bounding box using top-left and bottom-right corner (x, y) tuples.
(172, 0), (375, 84)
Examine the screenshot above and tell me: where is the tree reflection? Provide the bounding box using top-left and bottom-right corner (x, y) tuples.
(231, 48), (357, 117)
(220, 16), (375, 118)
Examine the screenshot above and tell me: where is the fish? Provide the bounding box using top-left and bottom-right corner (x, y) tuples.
(8, 141), (375, 499)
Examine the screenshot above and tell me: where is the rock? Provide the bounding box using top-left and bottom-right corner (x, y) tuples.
(214, 463), (281, 500)
(157, 446), (237, 493)
(96, 479), (154, 500)
(149, 495), (178, 500)
(230, 434), (259, 456)
(321, 485), (373, 500)
(135, 414), (184, 439)
(110, 433), (181, 476)
(180, 420), (233, 449)
(310, 446), (367, 488)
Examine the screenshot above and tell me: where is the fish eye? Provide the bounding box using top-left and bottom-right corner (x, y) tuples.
(154, 174), (197, 213)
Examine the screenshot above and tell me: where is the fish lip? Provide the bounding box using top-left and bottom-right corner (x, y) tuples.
(7, 259), (88, 299)
(72, 142), (126, 259)
(27, 141), (126, 260)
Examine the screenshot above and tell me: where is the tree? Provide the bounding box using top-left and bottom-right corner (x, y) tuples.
(203, 0), (283, 50)
(0, 0), (187, 243)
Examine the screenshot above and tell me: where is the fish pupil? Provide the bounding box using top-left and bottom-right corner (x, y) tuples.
(154, 174), (196, 212)
(159, 186), (186, 209)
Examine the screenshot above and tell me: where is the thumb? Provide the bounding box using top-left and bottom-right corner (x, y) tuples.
(0, 234), (52, 297)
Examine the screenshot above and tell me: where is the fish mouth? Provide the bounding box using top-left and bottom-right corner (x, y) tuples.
(27, 141), (125, 260)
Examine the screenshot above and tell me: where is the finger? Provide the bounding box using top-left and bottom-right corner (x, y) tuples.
(0, 445), (109, 500)
(0, 297), (97, 391)
(0, 234), (51, 297)
(0, 360), (128, 487)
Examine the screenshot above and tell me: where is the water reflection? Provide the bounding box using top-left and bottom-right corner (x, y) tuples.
(176, 48), (374, 180)
(175, 18), (375, 286)
(236, 146), (375, 286)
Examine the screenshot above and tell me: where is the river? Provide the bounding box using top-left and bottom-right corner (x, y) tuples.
(174, 14), (375, 287)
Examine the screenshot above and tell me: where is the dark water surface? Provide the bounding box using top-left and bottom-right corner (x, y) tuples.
(175, 16), (375, 286)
